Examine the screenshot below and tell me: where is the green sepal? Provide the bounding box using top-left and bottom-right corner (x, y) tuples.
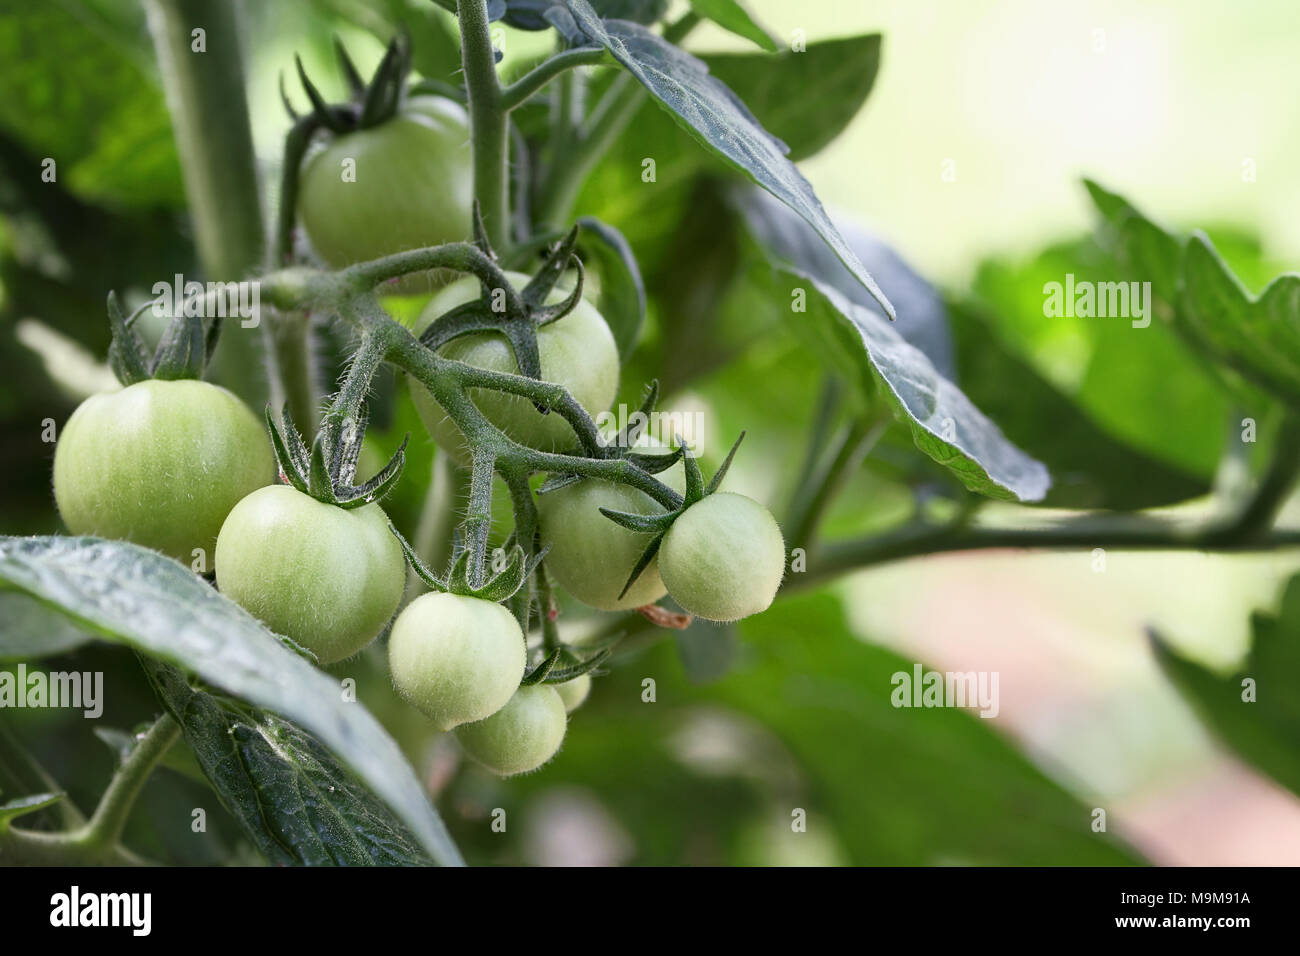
(390, 523), (449, 592)
(531, 258), (586, 328)
(607, 380), (660, 449)
(522, 225), (580, 308)
(598, 506), (678, 534)
(295, 54), (347, 134)
(706, 431), (746, 494)
(680, 438), (705, 505)
(105, 291), (149, 386)
(150, 311), (205, 381)
(520, 647), (563, 686)
(618, 533), (665, 601)
(358, 35), (410, 129)
(542, 648), (611, 684)
(331, 436), (407, 509)
(334, 35), (366, 99)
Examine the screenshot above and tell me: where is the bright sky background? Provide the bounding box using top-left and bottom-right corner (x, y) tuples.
(721, 0), (1300, 284)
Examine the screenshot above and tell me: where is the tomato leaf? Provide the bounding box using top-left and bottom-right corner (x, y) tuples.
(1151, 572), (1300, 799)
(0, 536), (463, 866)
(703, 34), (881, 162)
(559, 0), (894, 317)
(688, 0), (778, 52)
(0, 591), (93, 661)
(576, 217), (646, 358)
(731, 189), (1049, 502)
(1178, 234), (1300, 408)
(141, 658), (433, 866)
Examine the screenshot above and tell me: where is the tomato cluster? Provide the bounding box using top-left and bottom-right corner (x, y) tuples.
(53, 91), (787, 780)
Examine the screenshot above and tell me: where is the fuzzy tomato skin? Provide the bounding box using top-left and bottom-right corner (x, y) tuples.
(454, 683), (567, 776)
(659, 492), (786, 622)
(554, 674), (591, 713)
(52, 379), (273, 564)
(297, 96), (471, 292)
(538, 458), (686, 611)
(408, 271), (619, 464)
(214, 485), (405, 664)
(387, 591), (526, 731)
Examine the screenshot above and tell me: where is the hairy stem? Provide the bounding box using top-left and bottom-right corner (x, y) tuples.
(458, 0), (510, 251)
(502, 48), (609, 111)
(1, 712), (178, 865)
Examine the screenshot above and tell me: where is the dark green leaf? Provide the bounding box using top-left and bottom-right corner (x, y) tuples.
(562, 0), (893, 317)
(0, 0), (184, 207)
(704, 34), (879, 161)
(947, 301), (1208, 509)
(0, 536), (463, 866)
(143, 659), (433, 865)
(1151, 574), (1300, 799)
(1178, 235), (1300, 408)
(689, 0), (778, 52)
(0, 590), (93, 661)
(577, 217), (646, 358)
(734, 194), (1049, 502)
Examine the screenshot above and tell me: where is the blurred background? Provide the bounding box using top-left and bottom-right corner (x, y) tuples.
(2, 0), (1298, 865)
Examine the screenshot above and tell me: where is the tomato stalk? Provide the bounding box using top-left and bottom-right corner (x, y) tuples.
(458, 0), (511, 252)
(0, 712), (178, 866)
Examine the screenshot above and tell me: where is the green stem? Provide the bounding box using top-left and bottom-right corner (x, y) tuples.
(266, 311), (319, 434)
(144, 0), (266, 404)
(1209, 415), (1300, 542)
(458, 0), (510, 251)
(1, 713), (178, 865)
(501, 48), (609, 112)
(533, 10), (700, 228)
(785, 412), (889, 548)
(536, 72), (642, 229)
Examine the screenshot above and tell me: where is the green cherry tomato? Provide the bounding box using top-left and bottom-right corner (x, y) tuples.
(53, 379), (272, 565)
(408, 271), (619, 464)
(214, 484), (405, 664)
(659, 492), (786, 622)
(454, 684), (567, 777)
(387, 591), (527, 731)
(297, 96), (471, 293)
(554, 674), (591, 713)
(538, 453), (686, 611)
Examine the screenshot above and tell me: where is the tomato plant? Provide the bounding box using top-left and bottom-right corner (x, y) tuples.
(1, 0), (1297, 884)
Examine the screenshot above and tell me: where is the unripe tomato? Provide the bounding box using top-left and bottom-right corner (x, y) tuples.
(408, 271), (619, 464)
(554, 674), (591, 713)
(297, 96), (472, 292)
(659, 492), (786, 622)
(454, 683), (567, 777)
(53, 379), (272, 564)
(214, 484), (405, 664)
(387, 591), (527, 731)
(538, 453), (686, 611)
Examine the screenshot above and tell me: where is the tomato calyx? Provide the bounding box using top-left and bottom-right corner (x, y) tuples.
(521, 643), (610, 687)
(284, 34), (415, 135)
(106, 291), (216, 386)
(391, 521), (542, 604)
(265, 403), (407, 509)
(596, 430), (748, 601)
(416, 220), (590, 413)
